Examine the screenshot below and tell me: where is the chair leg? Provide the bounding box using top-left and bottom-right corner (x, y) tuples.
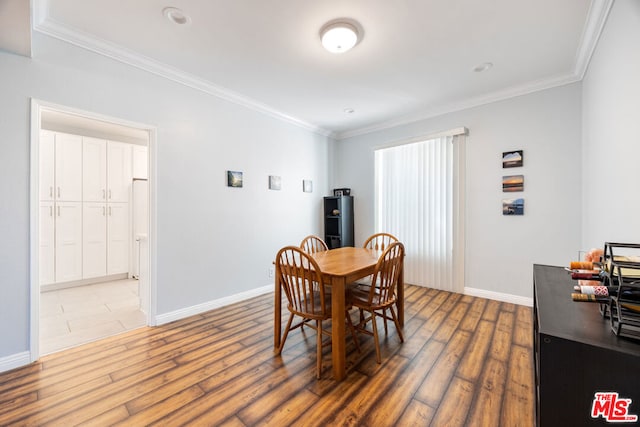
(346, 311), (361, 352)
(382, 307), (388, 335)
(371, 311), (381, 364)
(277, 313), (295, 354)
(389, 306), (404, 343)
(316, 320), (323, 379)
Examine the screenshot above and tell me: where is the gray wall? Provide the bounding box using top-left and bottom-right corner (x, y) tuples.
(0, 33), (331, 359)
(582, 0), (640, 248)
(333, 83), (583, 300)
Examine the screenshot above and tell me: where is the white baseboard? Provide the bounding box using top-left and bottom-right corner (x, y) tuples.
(464, 287), (533, 307)
(41, 273), (129, 292)
(155, 284), (273, 325)
(0, 351), (31, 373)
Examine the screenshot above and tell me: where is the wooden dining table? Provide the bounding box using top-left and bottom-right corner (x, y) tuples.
(273, 246), (405, 381)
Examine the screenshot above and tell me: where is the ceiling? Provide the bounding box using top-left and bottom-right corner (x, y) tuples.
(9, 1), (613, 138)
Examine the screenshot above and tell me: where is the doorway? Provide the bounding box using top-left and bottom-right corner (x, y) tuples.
(30, 100), (156, 359)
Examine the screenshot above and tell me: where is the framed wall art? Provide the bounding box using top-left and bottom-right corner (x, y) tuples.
(268, 175), (281, 190)
(502, 175), (524, 192)
(227, 170), (243, 188)
(502, 150), (523, 168)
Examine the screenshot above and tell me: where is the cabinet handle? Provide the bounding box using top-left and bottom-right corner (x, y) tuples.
(49, 206), (53, 217)
(57, 206), (60, 216)
(57, 187), (60, 198)
(109, 206), (112, 216)
(109, 189), (112, 199)
(103, 189), (106, 199)
(49, 187), (53, 198)
(103, 206), (106, 216)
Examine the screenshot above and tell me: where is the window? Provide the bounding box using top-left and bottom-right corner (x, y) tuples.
(375, 130), (466, 292)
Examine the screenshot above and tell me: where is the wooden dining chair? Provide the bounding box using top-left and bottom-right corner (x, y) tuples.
(363, 232), (399, 252)
(276, 246), (359, 378)
(347, 241), (405, 364)
(300, 235), (329, 254)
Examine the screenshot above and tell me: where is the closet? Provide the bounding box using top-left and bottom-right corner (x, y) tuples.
(39, 129), (143, 288)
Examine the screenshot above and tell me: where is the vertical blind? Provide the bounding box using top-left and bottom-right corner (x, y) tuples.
(375, 132), (465, 292)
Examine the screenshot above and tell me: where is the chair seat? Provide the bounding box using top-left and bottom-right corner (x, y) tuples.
(347, 287), (395, 309)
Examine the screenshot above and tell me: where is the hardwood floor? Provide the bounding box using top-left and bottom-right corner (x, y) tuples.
(0, 285), (535, 426)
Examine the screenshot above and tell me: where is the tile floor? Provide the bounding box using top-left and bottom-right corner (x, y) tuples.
(40, 278), (147, 355)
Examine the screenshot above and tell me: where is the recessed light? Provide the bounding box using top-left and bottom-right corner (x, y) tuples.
(473, 62), (493, 72)
(344, 108), (355, 114)
(163, 7), (191, 25)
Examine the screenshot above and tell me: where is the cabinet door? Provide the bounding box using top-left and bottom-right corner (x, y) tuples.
(83, 202), (107, 279)
(107, 203), (129, 274)
(107, 142), (132, 203)
(40, 131), (55, 201)
(132, 145), (148, 179)
(55, 201), (83, 282)
(55, 133), (83, 201)
(39, 201), (55, 285)
(83, 137), (107, 202)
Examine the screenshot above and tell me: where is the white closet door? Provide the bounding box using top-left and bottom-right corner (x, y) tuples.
(107, 203), (130, 274)
(83, 203), (107, 279)
(40, 131), (55, 201)
(83, 137), (107, 202)
(107, 142), (132, 203)
(39, 201), (55, 285)
(55, 133), (83, 201)
(55, 201), (83, 282)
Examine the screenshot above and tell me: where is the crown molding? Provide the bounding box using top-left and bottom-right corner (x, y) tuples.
(32, 17), (334, 138)
(336, 71), (581, 140)
(574, 0), (614, 80)
(335, 0), (613, 141)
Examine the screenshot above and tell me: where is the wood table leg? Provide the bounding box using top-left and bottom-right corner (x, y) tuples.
(331, 276), (346, 380)
(274, 264), (281, 350)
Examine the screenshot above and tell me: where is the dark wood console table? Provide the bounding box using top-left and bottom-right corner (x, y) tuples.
(534, 264), (640, 426)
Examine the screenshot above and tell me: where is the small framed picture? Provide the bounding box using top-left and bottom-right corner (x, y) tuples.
(227, 171), (243, 188)
(503, 198), (524, 215)
(502, 150), (523, 168)
(502, 175), (524, 192)
(268, 175), (281, 190)
(303, 179), (313, 193)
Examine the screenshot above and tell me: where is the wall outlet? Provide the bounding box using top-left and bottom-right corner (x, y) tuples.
(268, 266), (275, 278)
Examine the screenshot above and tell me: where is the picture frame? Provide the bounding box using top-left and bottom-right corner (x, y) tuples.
(502, 150), (523, 168)
(502, 175), (524, 192)
(227, 170), (243, 188)
(268, 175), (281, 190)
(303, 179), (313, 193)
(503, 198), (524, 215)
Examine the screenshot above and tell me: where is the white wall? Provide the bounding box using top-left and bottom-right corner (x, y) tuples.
(334, 83), (583, 300)
(582, 0), (640, 249)
(0, 33), (331, 360)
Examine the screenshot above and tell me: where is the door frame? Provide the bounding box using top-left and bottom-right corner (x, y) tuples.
(29, 98), (158, 361)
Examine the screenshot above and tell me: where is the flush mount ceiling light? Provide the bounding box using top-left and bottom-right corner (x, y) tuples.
(163, 7), (191, 25)
(320, 20), (361, 54)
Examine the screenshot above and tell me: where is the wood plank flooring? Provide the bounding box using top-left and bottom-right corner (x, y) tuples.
(0, 285), (535, 426)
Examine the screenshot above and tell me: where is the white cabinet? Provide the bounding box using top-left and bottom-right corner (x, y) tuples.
(55, 202), (83, 282)
(132, 145), (148, 179)
(39, 201), (55, 285)
(83, 203), (107, 279)
(107, 203), (130, 275)
(83, 137), (107, 202)
(107, 142), (132, 203)
(40, 131), (55, 201)
(40, 130), (140, 286)
(54, 133), (83, 202)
